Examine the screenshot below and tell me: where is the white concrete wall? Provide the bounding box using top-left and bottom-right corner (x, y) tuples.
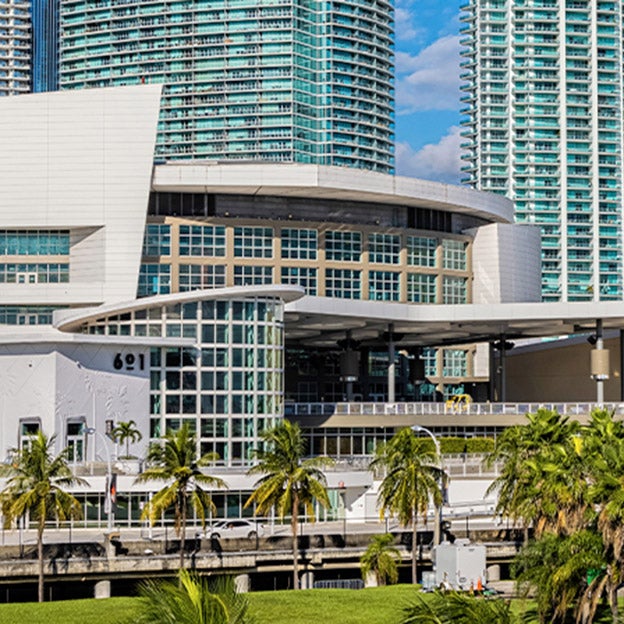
(0, 341), (149, 460)
(0, 85), (162, 304)
(470, 223), (541, 304)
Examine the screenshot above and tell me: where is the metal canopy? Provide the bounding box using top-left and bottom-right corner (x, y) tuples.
(284, 297), (624, 348)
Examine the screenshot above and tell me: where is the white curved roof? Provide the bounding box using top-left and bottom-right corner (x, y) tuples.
(153, 163), (514, 224)
(54, 285), (305, 332)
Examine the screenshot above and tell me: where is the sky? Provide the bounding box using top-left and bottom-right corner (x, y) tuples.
(393, 0), (464, 184)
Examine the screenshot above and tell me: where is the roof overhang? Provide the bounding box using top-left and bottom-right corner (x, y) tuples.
(152, 163), (514, 224)
(285, 297), (624, 348)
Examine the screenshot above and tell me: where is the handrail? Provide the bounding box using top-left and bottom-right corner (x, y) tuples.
(285, 401), (624, 418)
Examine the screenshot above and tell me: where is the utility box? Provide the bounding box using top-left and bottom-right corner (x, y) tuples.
(434, 539), (487, 591)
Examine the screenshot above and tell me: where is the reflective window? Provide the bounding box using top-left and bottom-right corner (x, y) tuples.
(142, 224), (171, 256)
(325, 231), (361, 262)
(281, 228), (317, 260)
(138, 264), (171, 297)
(179, 264), (226, 291)
(442, 276), (467, 304)
(368, 270), (400, 301)
(281, 266), (317, 295)
(443, 349), (467, 377)
(325, 268), (361, 299)
(442, 239), (468, 271)
(179, 225), (226, 257)
(234, 227), (273, 258)
(369, 233), (400, 264)
(0, 230), (70, 255)
(233, 265), (273, 285)
(0, 263), (69, 284)
(407, 273), (437, 303)
(407, 236), (437, 267)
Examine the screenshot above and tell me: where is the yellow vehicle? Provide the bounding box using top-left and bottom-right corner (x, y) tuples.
(445, 394), (472, 413)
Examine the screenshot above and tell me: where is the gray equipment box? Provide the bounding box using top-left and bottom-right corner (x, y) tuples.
(433, 539), (487, 591)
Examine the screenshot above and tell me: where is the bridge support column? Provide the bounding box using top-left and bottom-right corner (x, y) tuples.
(234, 574), (250, 593)
(300, 570), (314, 590)
(94, 580), (111, 599)
(486, 564), (500, 582)
(364, 571), (378, 588)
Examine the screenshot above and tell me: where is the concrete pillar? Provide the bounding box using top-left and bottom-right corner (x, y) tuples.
(234, 574), (250, 593)
(486, 564), (500, 582)
(364, 571), (378, 588)
(387, 323), (395, 402)
(94, 580), (111, 599)
(300, 570), (314, 590)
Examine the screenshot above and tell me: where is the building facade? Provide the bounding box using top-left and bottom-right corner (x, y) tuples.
(0, 0), (30, 95)
(32, 0), (59, 92)
(0, 84), (556, 528)
(460, 0), (623, 302)
(58, 0), (395, 172)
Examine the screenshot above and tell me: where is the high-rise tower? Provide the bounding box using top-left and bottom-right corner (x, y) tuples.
(58, 0), (395, 173)
(460, 0), (623, 302)
(31, 0), (59, 92)
(0, 0), (30, 96)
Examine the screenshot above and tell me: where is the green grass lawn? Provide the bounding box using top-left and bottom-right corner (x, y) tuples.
(0, 585), (617, 624)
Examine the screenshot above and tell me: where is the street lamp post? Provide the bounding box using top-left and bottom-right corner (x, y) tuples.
(86, 427), (114, 531)
(411, 425), (443, 546)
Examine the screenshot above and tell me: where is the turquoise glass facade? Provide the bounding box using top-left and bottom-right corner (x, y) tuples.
(58, 0), (395, 173)
(460, 0), (623, 302)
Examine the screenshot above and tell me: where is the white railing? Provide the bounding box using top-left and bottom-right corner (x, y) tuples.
(286, 401), (624, 418)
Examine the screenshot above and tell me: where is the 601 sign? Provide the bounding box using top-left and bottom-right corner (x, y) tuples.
(113, 353), (146, 371)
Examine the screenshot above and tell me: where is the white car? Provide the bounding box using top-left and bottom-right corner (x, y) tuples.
(206, 519), (265, 540)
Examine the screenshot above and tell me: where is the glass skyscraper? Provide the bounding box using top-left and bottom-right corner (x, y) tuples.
(0, 0), (30, 95)
(31, 0), (59, 92)
(58, 0), (395, 173)
(460, 0), (623, 302)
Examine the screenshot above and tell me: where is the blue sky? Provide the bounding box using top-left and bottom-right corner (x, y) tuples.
(393, 0), (463, 184)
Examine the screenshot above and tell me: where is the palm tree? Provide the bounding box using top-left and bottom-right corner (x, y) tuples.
(245, 419), (333, 590)
(0, 431), (87, 602)
(370, 427), (443, 585)
(137, 569), (253, 624)
(360, 533), (402, 586)
(136, 423), (226, 569)
(111, 420), (143, 459)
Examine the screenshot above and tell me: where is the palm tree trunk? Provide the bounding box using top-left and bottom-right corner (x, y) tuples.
(179, 497), (187, 570)
(37, 523), (44, 603)
(292, 495), (299, 590)
(609, 583), (619, 622)
(411, 516), (418, 585)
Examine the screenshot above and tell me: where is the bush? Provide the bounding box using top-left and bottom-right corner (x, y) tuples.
(439, 438), (467, 454)
(465, 438), (495, 453)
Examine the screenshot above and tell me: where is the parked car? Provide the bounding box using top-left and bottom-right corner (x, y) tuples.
(205, 519), (265, 540)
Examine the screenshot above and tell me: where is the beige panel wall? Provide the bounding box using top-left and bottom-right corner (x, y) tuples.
(505, 337), (622, 402)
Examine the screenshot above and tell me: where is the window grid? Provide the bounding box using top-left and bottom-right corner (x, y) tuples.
(233, 227), (273, 258)
(179, 225), (226, 257)
(179, 264), (226, 291)
(233, 265), (273, 285)
(368, 270), (400, 301)
(0, 263), (69, 284)
(325, 230), (362, 262)
(369, 233), (400, 264)
(0, 230), (70, 255)
(442, 349), (468, 378)
(138, 264), (171, 297)
(442, 276), (467, 304)
(281, 228), (318, 260)
(281, 266), (318, 295)
(407, 236), (437, 267)
(325, 268), (361, 299)
(442, 239), (467, 271)
(142, 224), (171, 256)
(407, 273), (437, 303)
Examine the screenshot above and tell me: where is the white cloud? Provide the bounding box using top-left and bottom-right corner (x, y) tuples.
(396, 35), (462, 114)
(394, 7), (425, 42)
(396, 126), (464, 184)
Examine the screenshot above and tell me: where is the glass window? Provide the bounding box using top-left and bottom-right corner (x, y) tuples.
(234, 227), (273, 258)
(369, 233), (400, 264)
(179, 225), (226, 257)
(442, 276), (467, 304)
(407, 273), (437, 303)
(0, 230), (70, 255)
(281, 266), (317, 295)
(407, 236), (437, 267)
(179, 264), (226, 291)
(442, 239), (467, 270)
(233, 265), (273, 285)
(368, 270), (400, 301)
(281, 228), (318, 260)
(325, 269), (361, 299)
(138, 264), (171, 297)
(443, 349), (468, 377)
(0, 263), (69, 284)
(325, 230), (362, 262)
(142, 224), (171, 256)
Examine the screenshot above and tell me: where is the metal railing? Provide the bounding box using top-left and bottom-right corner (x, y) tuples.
(286, 401), (624, 418)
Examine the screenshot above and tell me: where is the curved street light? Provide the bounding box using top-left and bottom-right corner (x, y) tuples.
(411, 425), (443, 546)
